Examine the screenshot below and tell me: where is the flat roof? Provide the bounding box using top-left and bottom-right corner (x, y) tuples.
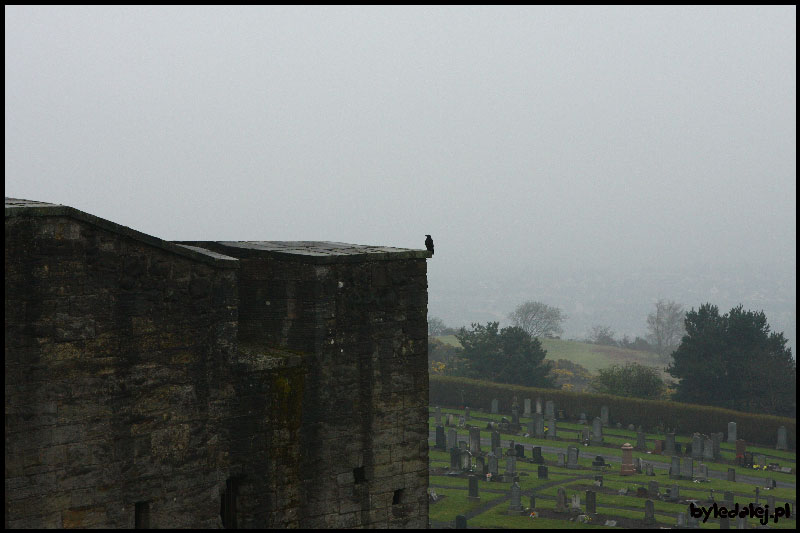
(5, 197), (239, 268)
(178, 241), (432, 263)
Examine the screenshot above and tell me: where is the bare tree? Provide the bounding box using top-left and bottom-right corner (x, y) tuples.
(508, 301), (566, 339)
(428, 316), (446, 336)
(587, 325), (616, 346)
(646, 299), (686, 356)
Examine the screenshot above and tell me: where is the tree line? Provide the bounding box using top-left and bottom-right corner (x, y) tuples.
(428, 300), (795, 418)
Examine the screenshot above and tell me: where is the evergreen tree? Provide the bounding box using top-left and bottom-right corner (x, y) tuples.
(668, 303), (796, 416)
(454, 322), (555, 388)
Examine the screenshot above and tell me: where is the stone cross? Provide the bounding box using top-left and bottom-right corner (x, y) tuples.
(467, 475), (480, 501)
(727, 421), (737, 443)
(776, 425), (788, 450)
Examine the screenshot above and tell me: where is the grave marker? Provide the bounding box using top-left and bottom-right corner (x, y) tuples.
(727, 421), (737, 443)
(776, 426), (788, 450)
(467, 475), (480, 502)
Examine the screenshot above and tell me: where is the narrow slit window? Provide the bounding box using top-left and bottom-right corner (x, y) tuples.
(392, 489), (403, 505)
(353, 466), (366, 484)
(134, 501), (150, 529)
(220, 478), (238, 529)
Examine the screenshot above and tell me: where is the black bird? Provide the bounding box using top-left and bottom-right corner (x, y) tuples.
(425, 234), (434, 255)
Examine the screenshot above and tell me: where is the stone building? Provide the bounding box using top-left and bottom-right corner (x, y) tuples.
(5, 198), (430, 528)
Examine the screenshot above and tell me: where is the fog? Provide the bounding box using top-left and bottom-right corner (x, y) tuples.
(5, 6), (796, 352)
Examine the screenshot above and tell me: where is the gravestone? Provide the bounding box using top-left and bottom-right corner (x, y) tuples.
(529, 494), (536, 510)
(665, 433), (676, 456)
(723, 491), (734, 506)
(594, 475), (603, 487)
(703, 437), (714, 460)
(644, 500), (656, 525)
(455, 515), (467, 529)
(669, 484), (680, 502)
(727, 421), (737, 443)
(505, 455), (517, 477)
(547, 416), (558, 440)
(491, 398), (499, 414)
(634, 456), (642, 474)
(469, 427), (481, 454)
(628, 423), (636, 431)
(586, 490), (596, 514)
(459, 440), (467, 450)
(450, 448), (460, 469)
(670, 456), (680, 479)
(620, 443), (635, 475)
(680, 457), (693, 479)
(523, 398), (531, 416)
(458, 415), (465, 427)
(727, 468), (736, 482)
(488, 453), (498, 476)
(645, 462), (654, 476)
(533, 413), (545, 438)
(531, 446), (544, 464)
(636, 431), (646, 450)
(545, 400), (555, 418)
(696, 463), (708, 481)
(691, 433), (703, 459)
(491, 430), (501, 452)
(676, 512), (686, 528)
(558, 408), (566, 420)
(687, 514), (699, 529)
(464, 406), (470, 420)
(600, 405), (609, 426)
(434, 406), (442, 424)
(535, 398), (542, 414)
(467, 475), (480, 502)
(537, 465), (548, 479)
(735, 439), (746, 460)
(754, 454), (766, 467)
(461, 450), (472, 471)
(508, 482), (524, 514)
(446, 414), (454, 427)
(557, 452), (566, 467)
(515, 443), (525, 458)
(653, 439), (663, 455)
(581, 427), (590, 443)
(447, 429), (457, 450)
(555, 487), (568, 513)
(736, 516), (746, 529)
(776, 426), (788, 450)
(477, 455), (486, 476)
(435, 425), (446, 450)
(590, 417), (604, 445)
(648, 481), (659, 497)
(526, 419), (534, 437)
(767, 495), (775, 510)
(511, 407), (519, 426)
(579, 412), (587, 424)
(720, 515), (730, 529)
(570, 493), (581, 513)
(567, 446), (579, 469)
(592, 456), (606, 470)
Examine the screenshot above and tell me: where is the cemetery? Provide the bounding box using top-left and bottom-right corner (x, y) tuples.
(427, 401), (796, 529)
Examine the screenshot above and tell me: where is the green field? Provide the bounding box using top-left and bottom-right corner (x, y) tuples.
(436, 335), (667, 375)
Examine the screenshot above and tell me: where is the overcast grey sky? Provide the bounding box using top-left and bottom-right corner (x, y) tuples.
(5, 6), (796, 348)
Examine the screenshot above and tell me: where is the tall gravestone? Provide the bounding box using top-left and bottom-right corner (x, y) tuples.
(477, 455), (486, 476)
(670, 456), (680, 479)
(567, 446), (579, 469)
(534, 413), (545, 438)
(712, 433), (722, 460)
(680, 458), (693, 479)
(447, 429), (457, 451)
(455, 515), (467, 529)
(435, 425), (446, 450)
(636, 431), (646, 450)
(535, 397), (542, 414)
(531, 446), (544, 464)
(511, 407), (519, 426)
(450, 448), (460, 469)
(469, 427), (481, 454)
(508, 482), (523, 514)
(537, 465), (548, 479)
(691, 434), (703, 459)
(545, 400), (555, 418)
(557, 452), (566, 467)
(648, 481), (659, 497)
(776, 426), (788, 451)
(586, 490), (596, 514)
(464, 406), (470, 420)
(491, 430), (501, 452)
(488, 453), (498, 477)
(547, 416), (558, 440)
(591, 417), (603, 445)
(600, 405), (609, 426)
(664, 433), (676, 456)
(644, 500), (656, 525)
(467, 475), (480, 502)
(727, 422), (737, 443)
(434, 406), (442, 424)
(703, 437), (714, 460)
(491, 398), (499, 414)
(620, 443), (635, 475)
(555, 487), (568, 513)
(523, 398), (531, 417)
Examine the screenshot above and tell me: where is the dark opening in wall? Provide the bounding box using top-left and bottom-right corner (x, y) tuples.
(134, 501), (150, 529)
(392, 489), (403, 505)
(220, 478), (238, 529)
(353, 466), (366, 484)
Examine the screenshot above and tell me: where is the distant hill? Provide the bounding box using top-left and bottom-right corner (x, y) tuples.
(434, 335), (669, 377)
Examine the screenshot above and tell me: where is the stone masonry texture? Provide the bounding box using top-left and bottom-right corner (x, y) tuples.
(5, 198), (430, 528)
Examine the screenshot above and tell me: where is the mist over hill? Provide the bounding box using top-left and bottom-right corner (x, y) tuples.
(428, 262), (796, 357)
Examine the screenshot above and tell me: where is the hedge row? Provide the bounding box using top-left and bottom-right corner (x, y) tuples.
(430, 375), (795, 450)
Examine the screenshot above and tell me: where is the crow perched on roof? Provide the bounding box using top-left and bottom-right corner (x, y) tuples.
(425, 234), (434, 255)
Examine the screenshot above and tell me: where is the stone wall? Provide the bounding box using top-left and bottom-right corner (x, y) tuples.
(184, 242), (430, 528)
(6, 200), (430, 529)
(5, 210), (238, 528)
